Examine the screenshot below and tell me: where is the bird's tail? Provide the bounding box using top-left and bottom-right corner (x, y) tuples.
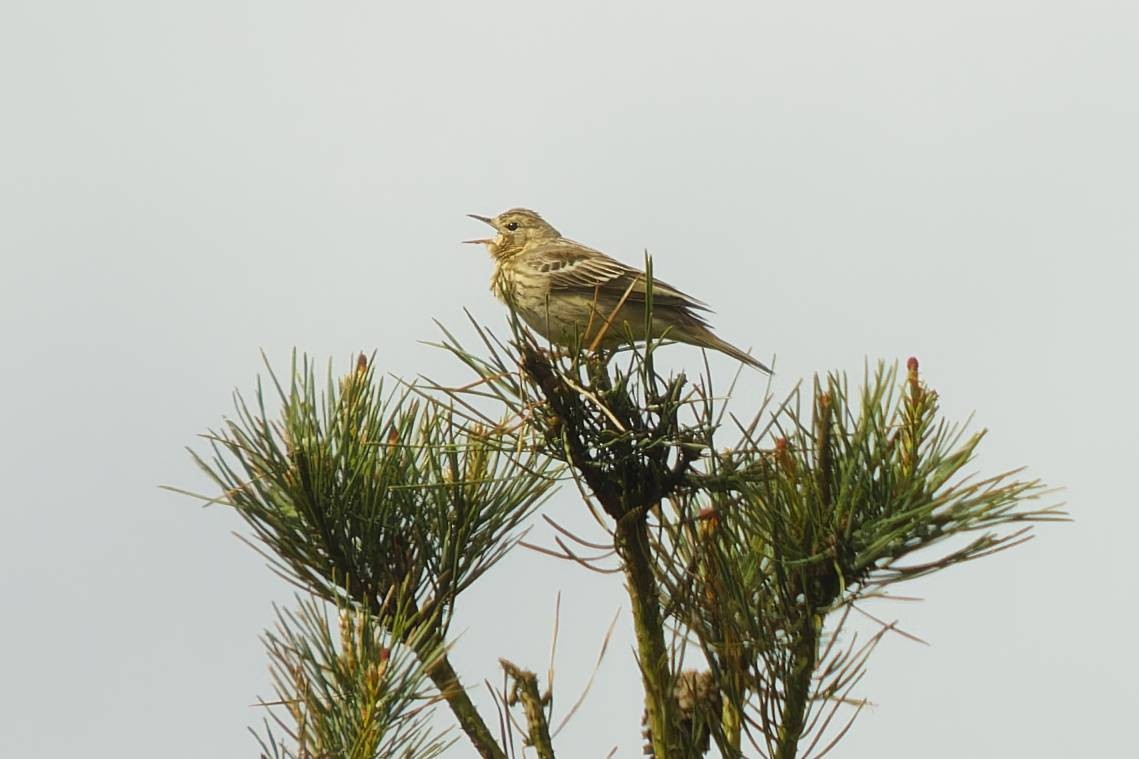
(696, 331), (772, 374)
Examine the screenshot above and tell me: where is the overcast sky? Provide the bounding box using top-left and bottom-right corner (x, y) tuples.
(2, 1), (1136, 756)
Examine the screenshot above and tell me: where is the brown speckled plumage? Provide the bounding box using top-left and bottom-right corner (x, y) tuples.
(465, 208), (769, 372)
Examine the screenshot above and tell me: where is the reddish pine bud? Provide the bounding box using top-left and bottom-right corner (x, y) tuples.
(356, 352), (368, 374)
(906, 356), (919, 373)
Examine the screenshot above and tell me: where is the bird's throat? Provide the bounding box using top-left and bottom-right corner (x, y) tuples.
(490, 241), (526, 262)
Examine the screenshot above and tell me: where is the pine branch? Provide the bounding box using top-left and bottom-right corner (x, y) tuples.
(774, 613), (821, 759)
(425, 651), (506, 759)
(501, 659), (555, 759)
(182, 352), (555, 758)
(652, 359), (1062, 757)
(253, 595), (452, 759)
(617, 512), (681, 756)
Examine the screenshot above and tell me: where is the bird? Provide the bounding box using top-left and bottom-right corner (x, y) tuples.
(465, 208), (770, 372)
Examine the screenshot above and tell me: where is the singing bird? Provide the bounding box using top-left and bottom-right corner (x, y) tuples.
(465, 208), (770, 372)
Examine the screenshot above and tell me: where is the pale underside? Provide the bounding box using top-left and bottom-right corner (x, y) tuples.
(491, 240), (716, 349)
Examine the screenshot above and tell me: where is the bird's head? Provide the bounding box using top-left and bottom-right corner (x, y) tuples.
(464, 208), (561, 260)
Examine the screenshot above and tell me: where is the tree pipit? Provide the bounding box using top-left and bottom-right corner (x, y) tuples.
(465, 208), (770, 372)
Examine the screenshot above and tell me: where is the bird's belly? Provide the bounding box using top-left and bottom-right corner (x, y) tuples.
(520, 293), (597, 340)
(492, 266), (673, 347)
(517, 293), (653, 348)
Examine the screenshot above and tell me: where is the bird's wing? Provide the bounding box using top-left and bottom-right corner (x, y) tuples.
(525, 241), (712, 313)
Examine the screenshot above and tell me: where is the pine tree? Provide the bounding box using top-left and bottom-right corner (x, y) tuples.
(180, 283), (1062, 758)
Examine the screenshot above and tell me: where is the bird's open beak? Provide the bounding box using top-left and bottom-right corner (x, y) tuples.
(464, 214), (496, 245)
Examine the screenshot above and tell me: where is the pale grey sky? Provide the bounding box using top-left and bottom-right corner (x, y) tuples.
(2, 1), (1136, 756)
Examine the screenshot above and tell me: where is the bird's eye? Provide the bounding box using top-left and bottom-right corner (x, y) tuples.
(505, 221), (519, 231)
